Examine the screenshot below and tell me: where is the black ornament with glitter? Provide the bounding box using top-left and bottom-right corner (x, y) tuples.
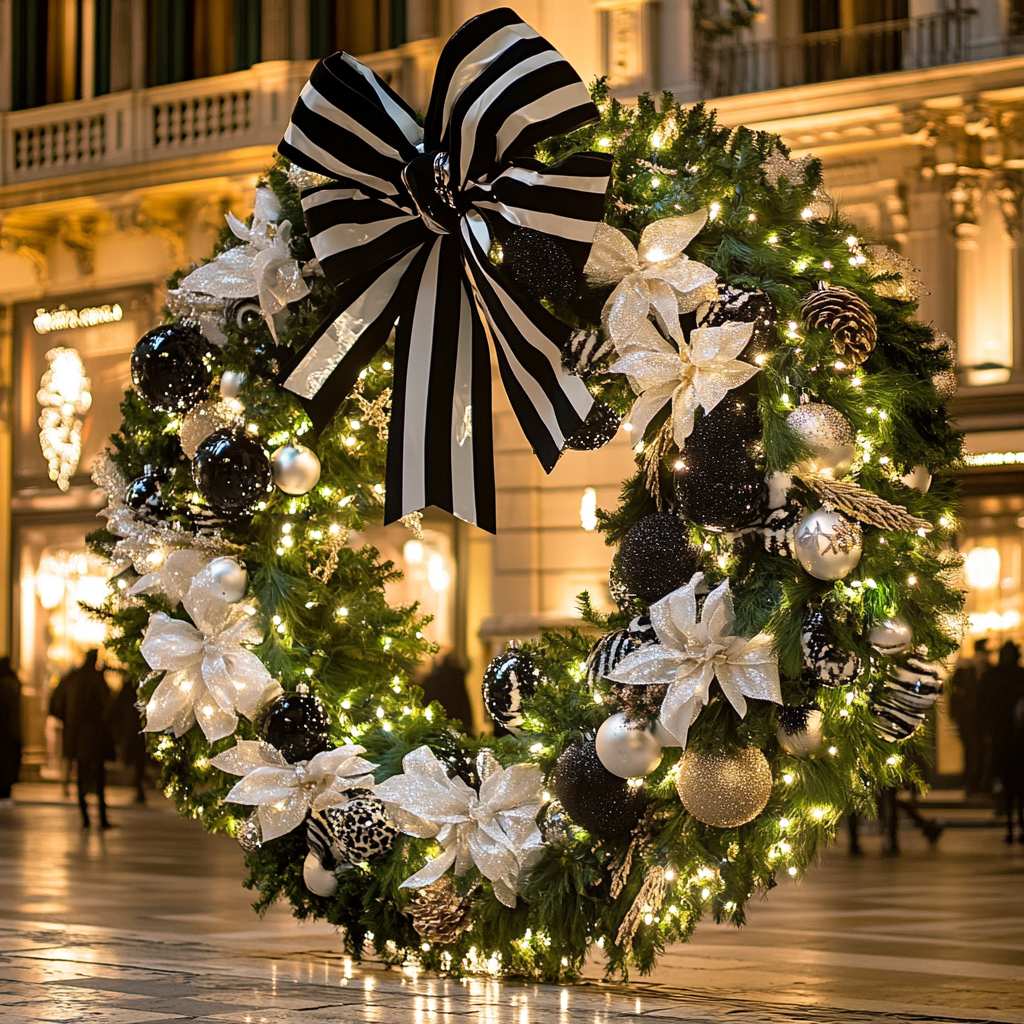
(564, 401), (621, 451)
(674, 389), (768, 532)
(801, 611), (861, 687)
(125, 465), (172, 520)
(763, 502), (803, 558)
(307, 797), (398, 868)
(698, 284), (777, 366)
(482, 641), (541, 732)
(551, 741), (646, 841)
(608, 560), (641, 613)
(192, 429), (273, 515)
(255, 689), (332, 764)
(435, 729), (480, 789)
(503, 226), (578, 301)
(619, 512), (702, 603)
(131, 323), (212, 413)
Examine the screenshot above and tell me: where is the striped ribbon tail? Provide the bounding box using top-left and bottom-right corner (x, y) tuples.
(277, 7), (612, 532)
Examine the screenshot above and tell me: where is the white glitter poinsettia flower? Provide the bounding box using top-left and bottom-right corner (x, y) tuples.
(610, 317), (759, 446)
(374, 745), (544, 908)
(607, 572), (781, 748)
(127, 549), (211, 606)
(211, 739), (378, 841)
(179, 187), (310, 338)
(585, 212), (718, 346)
(140, 575), (280, 743)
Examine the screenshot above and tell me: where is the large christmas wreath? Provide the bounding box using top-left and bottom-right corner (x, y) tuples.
(91, 8), (964, 981)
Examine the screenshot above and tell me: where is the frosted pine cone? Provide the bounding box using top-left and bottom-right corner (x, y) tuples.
(407, 877), (475, 944)
(800, 284), (878, 365)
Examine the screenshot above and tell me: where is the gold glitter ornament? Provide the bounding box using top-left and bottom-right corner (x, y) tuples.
(180, 399), (243, 459)
(675, 747), (773, 828)
(932, 368), (957, 403)
(786, 403), (855, 477)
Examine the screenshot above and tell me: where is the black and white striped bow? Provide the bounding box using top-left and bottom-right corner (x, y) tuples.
(277, 8), (612, 532)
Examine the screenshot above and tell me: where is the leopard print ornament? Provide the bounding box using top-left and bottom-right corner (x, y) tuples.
(307, 796), (399, 870)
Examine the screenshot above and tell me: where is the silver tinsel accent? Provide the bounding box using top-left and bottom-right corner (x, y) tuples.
(760, 150), (812, 188)
(287, 162), (330, 191)
(865, 245), (927, 302)
(236, 812), (263, 851)
(932, 368), (958, 403)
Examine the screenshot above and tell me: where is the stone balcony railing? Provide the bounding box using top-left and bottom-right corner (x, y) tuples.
(0, 43), (436, 197)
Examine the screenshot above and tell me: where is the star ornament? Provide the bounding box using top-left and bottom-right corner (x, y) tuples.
(607, 572), (781, 748)
(609, 317), (759, 446)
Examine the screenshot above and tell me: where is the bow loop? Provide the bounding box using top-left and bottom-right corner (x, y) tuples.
(278, 9), (612, 533)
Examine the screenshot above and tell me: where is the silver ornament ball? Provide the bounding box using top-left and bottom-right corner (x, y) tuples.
(793, 509), (862, 581)
(271, 443), (322, 496)
(870, 618), (913, 655)
(777, 709), (825, 757)
(595, 712), (663, 779)
(786, 404), (856, 477)
(207, 556), (248, 603)
(900, 465), (932, 493)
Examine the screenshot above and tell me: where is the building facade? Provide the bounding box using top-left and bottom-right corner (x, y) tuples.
(2, 0), (1021, 784)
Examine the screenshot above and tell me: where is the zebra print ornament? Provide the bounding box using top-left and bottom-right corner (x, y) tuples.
(801, 611), (861, 686)
(585, 629), (642, 690)
(482, 641), (541, 732)
(870, 655), (945, 741)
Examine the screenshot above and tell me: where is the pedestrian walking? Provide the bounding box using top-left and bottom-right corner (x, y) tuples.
(950, 638), (990, 794)
(980, 640), (1024, 843)
(0, 656), (22, 807)
(50, 650), (116, 829)
(107, 680), (149, 804)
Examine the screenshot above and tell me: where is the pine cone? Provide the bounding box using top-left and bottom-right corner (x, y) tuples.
(406, 877), (475, 944)
(800, 285), (878, 365)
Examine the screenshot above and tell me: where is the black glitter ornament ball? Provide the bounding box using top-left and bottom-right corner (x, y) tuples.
(306, 797), (398, 869)
(482, 640), (541, 732)
(125, 465), (171, 520)
(698, 284), (777, 365)
(131, 323), (212, 412)
(801, 611), (861, 687)
(551, 741), (646, 841)
(255, 689), (332, 764)
(608, 560), (641, 613)
(503, 226), (578, 301)
(564, 401), (621, 451)
(192, 429), (273, 515)
(619, 512), (702, 604)
(674, 389), (768, 531)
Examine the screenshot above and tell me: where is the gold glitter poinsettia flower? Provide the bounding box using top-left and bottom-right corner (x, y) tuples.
(585, 211), (718, 346)
(609, 316), (759, 446)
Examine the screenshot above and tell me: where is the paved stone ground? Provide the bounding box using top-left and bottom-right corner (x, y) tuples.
(0, 789), (1021, 1023)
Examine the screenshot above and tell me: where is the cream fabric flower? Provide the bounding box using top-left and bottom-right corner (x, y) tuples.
(607, 572), (781, 748)
(585, 212), (718, 346)
(609, 318), (759, 446)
